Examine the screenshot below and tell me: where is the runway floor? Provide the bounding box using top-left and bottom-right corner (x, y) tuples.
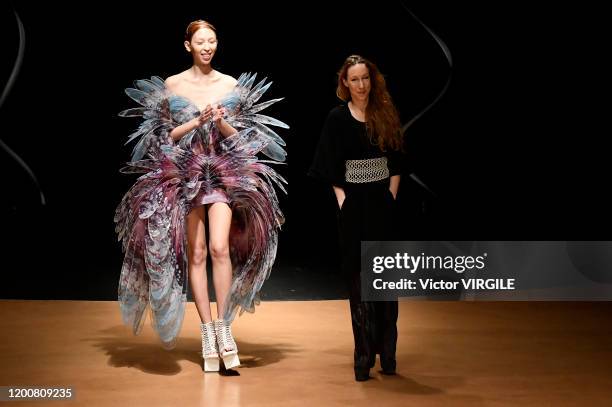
(1, 300), (612, 406)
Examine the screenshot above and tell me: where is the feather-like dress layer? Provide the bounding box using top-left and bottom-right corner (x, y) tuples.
(114, 74), (287, 348)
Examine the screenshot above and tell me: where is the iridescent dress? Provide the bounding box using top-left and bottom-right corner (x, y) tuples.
(114, 73), (288, 349)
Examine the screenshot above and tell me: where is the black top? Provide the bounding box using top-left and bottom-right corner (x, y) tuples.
(308, 104), (402, 187)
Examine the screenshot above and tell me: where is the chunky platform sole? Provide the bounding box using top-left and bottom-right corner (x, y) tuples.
(203, 355), (220, 372)
(221, 351), (240, 369)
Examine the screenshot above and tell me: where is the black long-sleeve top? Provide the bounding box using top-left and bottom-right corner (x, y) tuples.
(309, 104), (402, 187)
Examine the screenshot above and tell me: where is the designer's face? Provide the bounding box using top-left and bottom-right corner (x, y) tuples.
(343, 63), (371, 102)
(185, 27), (218, 65)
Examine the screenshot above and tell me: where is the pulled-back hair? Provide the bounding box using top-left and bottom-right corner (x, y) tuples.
(185, 20), (216, 42)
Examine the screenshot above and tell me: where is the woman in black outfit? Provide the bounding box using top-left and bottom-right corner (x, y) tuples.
(309, 55), (404, 381)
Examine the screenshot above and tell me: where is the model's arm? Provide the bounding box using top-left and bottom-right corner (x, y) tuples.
(214, 76), (239, 138)
(164, 75), (199, 142)
(309, 108), (346, 208)
(389, 175), (400, 199)
(214, 109), (238, 138)
(169, 117), (203, 142)
(164, 75), (215, 142)
(169, 104), (233, 141)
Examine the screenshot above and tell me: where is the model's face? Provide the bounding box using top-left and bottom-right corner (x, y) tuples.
(343, 63), (371, 102)
(185, 27), (218, 65)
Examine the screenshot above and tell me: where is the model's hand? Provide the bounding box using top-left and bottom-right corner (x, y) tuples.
(333, 186), (346, 211)
(212, 104), (227, 125)
(196, 104), (213, 127)
(389, 189), (397, 200)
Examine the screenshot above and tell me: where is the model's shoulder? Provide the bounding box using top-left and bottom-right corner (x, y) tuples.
(219, 72), (238, 88)
(165, 71), (189, 90)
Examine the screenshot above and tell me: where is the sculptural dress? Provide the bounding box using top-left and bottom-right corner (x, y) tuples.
(114, 73), (288, 348)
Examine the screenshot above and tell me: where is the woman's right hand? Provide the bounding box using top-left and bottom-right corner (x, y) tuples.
(171, 105), (214, 142)
(333, 186), (346, 210)
(195, 104), (213, 127)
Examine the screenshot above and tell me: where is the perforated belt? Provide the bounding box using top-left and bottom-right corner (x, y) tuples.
(345, 157), (389, 183)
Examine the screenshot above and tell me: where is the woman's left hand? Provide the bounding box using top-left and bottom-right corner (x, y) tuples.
(212, 104), (227, 125)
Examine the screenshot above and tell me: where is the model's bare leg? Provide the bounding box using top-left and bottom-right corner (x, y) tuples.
(187, 206), (213, 323)
(208, 202), (233, 318)
(208, 202), (239, 368)
(188, 205), (220, 372)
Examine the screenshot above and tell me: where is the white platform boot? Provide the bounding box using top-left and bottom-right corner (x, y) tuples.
(215, 319), (240, 369)
(200, 322), (220, 372)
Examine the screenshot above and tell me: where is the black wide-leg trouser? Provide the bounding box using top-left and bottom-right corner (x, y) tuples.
(339, 180), (399, 373)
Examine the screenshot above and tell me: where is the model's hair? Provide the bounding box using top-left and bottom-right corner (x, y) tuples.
(185, 20), (217, 42)
(336, 55), (402, 152)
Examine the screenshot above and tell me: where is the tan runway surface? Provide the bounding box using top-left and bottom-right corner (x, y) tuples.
(1, 300), (612, 406)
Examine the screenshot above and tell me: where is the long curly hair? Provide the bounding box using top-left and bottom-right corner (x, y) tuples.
(336, 55), (402, 152)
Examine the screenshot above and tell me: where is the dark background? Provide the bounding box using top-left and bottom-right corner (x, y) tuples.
(1, 2), (609, 300)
